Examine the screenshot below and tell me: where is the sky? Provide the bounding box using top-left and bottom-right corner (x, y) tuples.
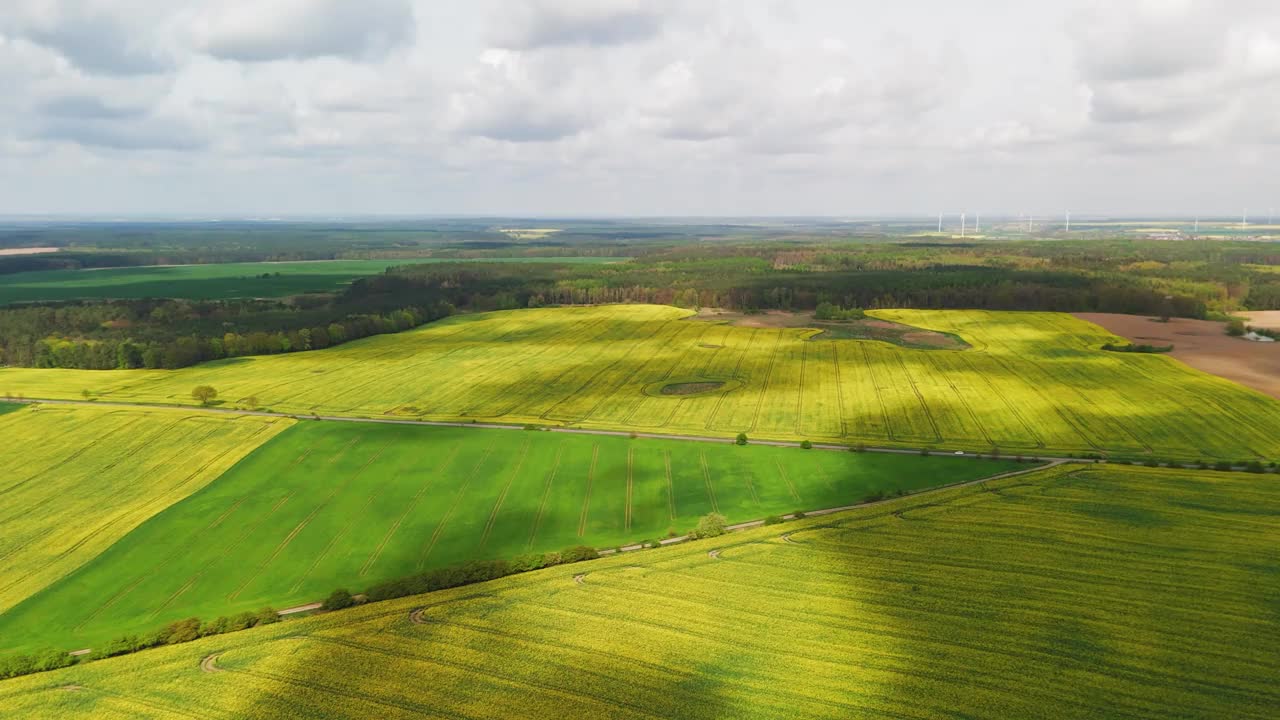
(0, 0), (1277, 217)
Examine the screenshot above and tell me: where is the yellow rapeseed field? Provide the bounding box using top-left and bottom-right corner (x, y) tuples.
(0, 405), (292, 613)
(1, 305), (1277, 459)
(2, 463), (1275, 719)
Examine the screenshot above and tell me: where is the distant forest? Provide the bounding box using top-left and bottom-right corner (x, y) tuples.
(3, 228), (1280, 370)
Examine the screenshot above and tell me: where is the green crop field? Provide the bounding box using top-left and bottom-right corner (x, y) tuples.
(0, 405), (292, 616)
(2, 463), (1275, 719)
(0, 257), (625, 304)
(0, 421), (1022, 655)
(3, 305), (1278, 460)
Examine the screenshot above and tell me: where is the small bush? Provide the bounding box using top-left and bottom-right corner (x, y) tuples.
(792, 511), (806, 520)
(919, 448), (930, 457)
(735, 432), (748, 446)
(852, 443), (866, 453)
(255, 608), (280, 626)
(322, 589), (355, 611)
(1144, 460), (1160, 468)
(800, 439), (813, 450)
(560, 545), (599, 563)
(1245, 461), (1265, 474)
(1213, 461), (1233, 472)
(763, 515), (784, 526)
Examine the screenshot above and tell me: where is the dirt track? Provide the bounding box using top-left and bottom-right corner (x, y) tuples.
(1074, 313), (1280, 399)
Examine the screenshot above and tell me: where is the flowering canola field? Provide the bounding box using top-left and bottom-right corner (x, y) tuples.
(1, 305), (1274, 460)
(2, 463), (1275, 719)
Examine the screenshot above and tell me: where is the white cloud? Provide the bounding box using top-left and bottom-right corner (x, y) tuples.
(189, 0), (416, 62)
(492, 0), (673, 50)
(0, 0), (1277, 215)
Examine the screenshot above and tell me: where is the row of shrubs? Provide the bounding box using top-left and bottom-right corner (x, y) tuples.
(0, 544), (605, 683)
(1101, 342), (1174, 353)
(0, 607), (281, 681)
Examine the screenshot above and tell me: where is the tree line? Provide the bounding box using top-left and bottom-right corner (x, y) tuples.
(0, 296), (453, 370)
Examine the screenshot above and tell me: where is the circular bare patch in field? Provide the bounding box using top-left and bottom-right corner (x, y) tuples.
(643, 378), (743, 398)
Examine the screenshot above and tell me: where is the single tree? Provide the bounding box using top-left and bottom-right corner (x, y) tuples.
(690, 512), (728, 539)
(191, 385), (218, 405)
(800, 439), (813, 450)
(735, 432), (748, 446)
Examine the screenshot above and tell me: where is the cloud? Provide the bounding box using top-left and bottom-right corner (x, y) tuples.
(446, 48), (598, 143)
(1070, 1), (1280, 140)
(38, 95), (145, 120)
(192, 0), (415, 62)
(35, 115), (207, 151)
(493, 0), (672, 50)
(1, 0), (171, 75)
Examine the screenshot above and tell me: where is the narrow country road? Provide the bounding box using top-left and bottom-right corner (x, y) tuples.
(13, 396), (1084, 463)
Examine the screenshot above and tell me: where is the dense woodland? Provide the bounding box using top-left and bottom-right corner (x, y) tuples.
(3, 228), (1280, 370)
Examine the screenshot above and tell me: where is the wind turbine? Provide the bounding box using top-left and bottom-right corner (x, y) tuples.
(1243, 209), (1249, 230)
(961, 212), (967, 239)
(1065, 210), (1071, 233)
(938, 213), (943, 233)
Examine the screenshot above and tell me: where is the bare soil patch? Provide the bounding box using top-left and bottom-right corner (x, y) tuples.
(690, 308), (813, 328)
(0, 247), (58, 256)
(1241, 311), (1280, 330)
(902, 331), (955, 348)
(1075, 313), (1280, 399)
(660, 381), (726, 396)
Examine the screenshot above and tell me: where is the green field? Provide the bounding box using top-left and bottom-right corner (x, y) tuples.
(0, 420), (1021, 654)
(0, 406), (292, 615)
(2, 463), (1275, 719)
(3, 305), (1279, 460)
(0, 257), (625, 304)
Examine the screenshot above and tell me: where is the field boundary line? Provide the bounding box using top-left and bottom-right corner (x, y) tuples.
(895, 352), (943, 444)
(527, 445), (565, 549)
(576, 444), (600, 537)
(625, 446), (634, 532)
(359, 444), (463, 577)
(775, 459), (801, 503)
(227, 438), (381, 602)
(479, 438), (532, 550)
(664, 450), (676, 520)
(14, 397), (1108, 462)
(2, 421), (275, 608)
(858, 344), (896, 442)
(419, 442), (497, 570)
(464, 314), (618, 418)
(793, 337), (809, 436)
(543, 316), (677, 423)
(747, 330), (785, 433)
(289, 490), (381, 595)
(828, 343), (849, 437)
(700, 450), (720, 514)
(924, 351), (996, 447)
(703, 328), (757, 431)
(742, 461), (762, 505)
